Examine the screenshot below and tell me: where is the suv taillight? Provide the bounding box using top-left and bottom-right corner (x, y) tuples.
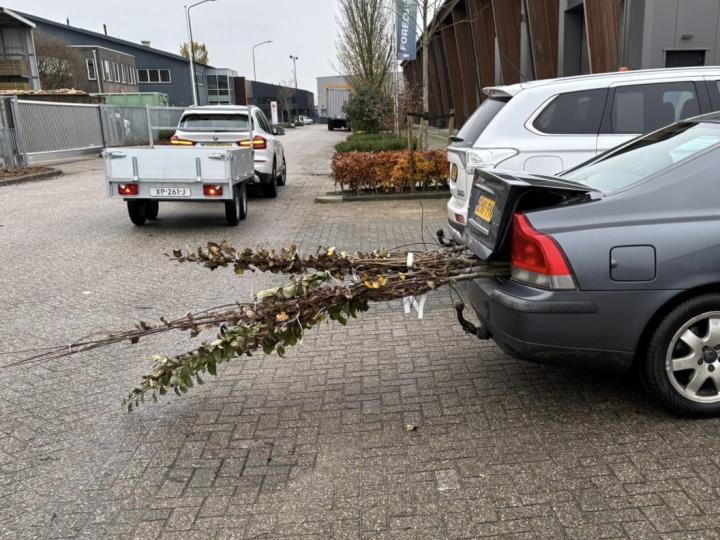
(170, 134), (196, 146)
(510, 213), (575, 290)
(239, 135), (267, 149)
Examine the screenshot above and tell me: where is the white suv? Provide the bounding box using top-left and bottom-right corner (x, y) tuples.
(173, 105), (286, 198)
(447, 66), (720, 242)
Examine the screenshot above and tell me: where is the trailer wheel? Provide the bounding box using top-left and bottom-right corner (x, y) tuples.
(225, 183), (247, 226)
(147, 200), (159, 220)
(127, 200), (147, 226)
(328, 122), (334, 131)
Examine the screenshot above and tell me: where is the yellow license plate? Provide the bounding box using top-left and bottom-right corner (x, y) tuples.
(449, 163), (458, 182)
(474, 196), (496, 222)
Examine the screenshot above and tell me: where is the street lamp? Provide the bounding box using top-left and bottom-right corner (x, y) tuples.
(252, 40), (273, 82)
(185, 0), (217, 106)
(289, 55), (298, 122)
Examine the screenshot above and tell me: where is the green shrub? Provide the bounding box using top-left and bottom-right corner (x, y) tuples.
(335, 133), (417, 153)
(344, 83), (392, 134)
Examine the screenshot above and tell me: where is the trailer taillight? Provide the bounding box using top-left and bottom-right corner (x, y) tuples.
(510, 213), (575, 290)
(203, 185), (223, 197)
(118, 183), (139, 196)
(170, 134), (196, 146)
(238, 136), (267, 149)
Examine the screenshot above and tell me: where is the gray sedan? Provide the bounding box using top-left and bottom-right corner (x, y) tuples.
(464, 113), (720, 417)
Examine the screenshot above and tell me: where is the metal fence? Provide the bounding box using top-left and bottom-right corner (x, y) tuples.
(2, 98), (187, 166)
(0, 127), (20, 168)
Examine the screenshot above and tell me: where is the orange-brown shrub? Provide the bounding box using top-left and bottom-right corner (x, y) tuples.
(332, 150), (448, 194)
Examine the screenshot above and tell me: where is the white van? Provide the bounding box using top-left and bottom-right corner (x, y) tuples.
(447, 67), (720, 241)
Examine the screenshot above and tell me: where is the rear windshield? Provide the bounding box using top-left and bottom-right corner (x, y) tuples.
(455, 97), (508, 144)
(179, 114), (249, 132)
(563, 121), (720, 193)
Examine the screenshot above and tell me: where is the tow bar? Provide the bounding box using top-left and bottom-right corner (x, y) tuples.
(454, 302), (491, 340)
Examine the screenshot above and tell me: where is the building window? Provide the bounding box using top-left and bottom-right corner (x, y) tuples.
(103, 60), (112, 81)
(136, 69), (171, 84)
(112, 62), (119, 83)
(86, 58), (97, 80)
(120, 64), (126, 84)
(129, 67), (135, 85)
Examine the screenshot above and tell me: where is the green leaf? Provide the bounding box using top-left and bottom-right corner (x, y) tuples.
(196, 374), (204, 385)
(179, 368), (192, 388)
(207, 360), (217, 376)
(234, 266), (244, 276)
(159, 386), (167, 395)
(276, 345), (286, 358)
(262, 341), (274, 355)
(335, 314), (347, 326)
(174, 385), (181, 396)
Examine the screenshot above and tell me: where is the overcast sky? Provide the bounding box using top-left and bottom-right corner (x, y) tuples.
(12, 0), (342, 98)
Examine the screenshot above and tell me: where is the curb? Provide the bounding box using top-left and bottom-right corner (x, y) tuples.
(0, 169), (63, 188)
(340, 190), (449, 202)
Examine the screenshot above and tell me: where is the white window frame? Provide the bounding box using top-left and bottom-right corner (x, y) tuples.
(113, 62), (120, 83)
(86, 58), (96, 80)
(103, 59), (112, 82)
(158, 69), (171, 84)
(120, 64), (127, 84)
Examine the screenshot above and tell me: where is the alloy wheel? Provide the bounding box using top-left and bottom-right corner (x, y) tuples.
(665, 312), (720, 403)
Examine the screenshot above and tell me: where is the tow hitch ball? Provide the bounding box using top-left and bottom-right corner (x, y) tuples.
(454, 302), (490, 340)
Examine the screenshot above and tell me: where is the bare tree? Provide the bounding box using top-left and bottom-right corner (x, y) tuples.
(180, 41), (209, 65)
(336, 0), (394, 91)
(34, 33), (87, 90)
(277, 82), (295, 124)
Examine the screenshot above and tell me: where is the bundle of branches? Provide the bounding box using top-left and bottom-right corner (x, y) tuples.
(16, 243), (508, 410)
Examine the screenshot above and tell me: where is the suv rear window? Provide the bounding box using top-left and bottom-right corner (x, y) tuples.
(455, 97), (508, 144)
(533, 89), (607, 134)
(179, 114), (249, 131)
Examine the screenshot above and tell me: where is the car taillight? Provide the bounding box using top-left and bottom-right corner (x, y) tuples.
(170, 134), (196, 146)
(238, 135), (267, 149)
(118, 183), (139, 196)
(454, 213), (465, 225)
(203, 185), (223, 197)
(510, 213), (575, 290)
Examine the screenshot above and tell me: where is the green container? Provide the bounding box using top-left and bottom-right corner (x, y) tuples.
(95, 92), (170, 107)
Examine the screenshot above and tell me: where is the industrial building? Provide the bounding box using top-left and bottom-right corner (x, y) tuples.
(402, 0), (720, 127)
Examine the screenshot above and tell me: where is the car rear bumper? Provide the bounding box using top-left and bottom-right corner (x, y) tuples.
(447, 197), (468, 243)
(468, 278), (652, 373)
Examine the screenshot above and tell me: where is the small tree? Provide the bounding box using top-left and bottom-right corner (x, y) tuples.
(180, 41), (209, 65)
(277, 82), (295, 123)
(34, 33), (86, 90)
(344, 82), (392, 133)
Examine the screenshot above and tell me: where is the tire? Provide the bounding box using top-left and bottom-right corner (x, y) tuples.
(225, 183), (247, 226)
(643, 294), (720, 417)
(127, 200), (147, 226)
(262, 161), (278, 198)
(146, 200), (159, 220)
(277, 157), (287, 187)
(328, 123), (334, 131)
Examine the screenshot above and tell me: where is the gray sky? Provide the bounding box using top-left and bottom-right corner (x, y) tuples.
(12, 0), (342, 99)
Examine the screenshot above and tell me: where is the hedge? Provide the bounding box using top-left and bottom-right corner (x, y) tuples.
(332, 150), (448, 194)
(335, 133), (416, 153)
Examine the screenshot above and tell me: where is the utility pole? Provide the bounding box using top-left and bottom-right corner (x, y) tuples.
(289, 55), (299, 122)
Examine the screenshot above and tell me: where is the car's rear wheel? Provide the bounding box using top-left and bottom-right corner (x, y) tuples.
(278, 157), (287, 186)
(147, 200), (159, 220)
(127, 200), (147, 226)
(644, 294), (720, 417)
(225, 183), (247, 226)
(262, 161), (278, 198)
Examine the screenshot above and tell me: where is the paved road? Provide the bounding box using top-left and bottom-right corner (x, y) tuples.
(1, 126), (720, 539)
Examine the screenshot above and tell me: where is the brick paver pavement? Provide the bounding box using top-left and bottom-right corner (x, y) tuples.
(1, 126), (720, 539)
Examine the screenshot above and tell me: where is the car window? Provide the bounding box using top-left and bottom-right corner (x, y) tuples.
(563, 121), (720, 192)
(610, 82), (700, 134)
(533, 89), (607, 134)
(456, 97), (508, 144)
(179, 114), (249, 132)
(255, 111), (271, 133)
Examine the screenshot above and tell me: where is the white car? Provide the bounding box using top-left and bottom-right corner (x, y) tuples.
(172, 105), (286, 198)
(447, 66), (720, 242)
(298, 115), (315, 125)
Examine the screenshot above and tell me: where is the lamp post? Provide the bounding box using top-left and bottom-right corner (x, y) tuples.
(252, 40), (273, 82)
(289, 55), (298, 122)
(185, 0), (216, 106)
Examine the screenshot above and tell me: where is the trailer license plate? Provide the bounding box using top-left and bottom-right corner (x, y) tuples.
(150, 187), (191, 197)
(474, 195), (496, 222)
